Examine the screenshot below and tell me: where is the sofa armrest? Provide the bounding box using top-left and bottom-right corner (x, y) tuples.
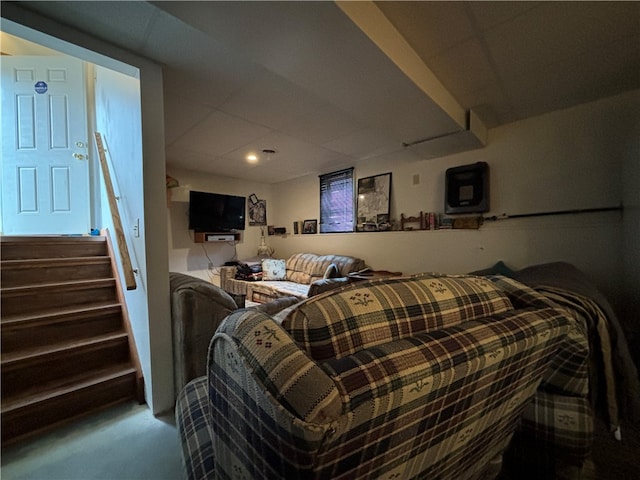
(169, 272), (238, 395)
(219, 266), (239, 292)
(307, 277), (350, 297)
(211, 308), (341, 423)
(251, 296), (300, 315)
(175, 377), (213, 480)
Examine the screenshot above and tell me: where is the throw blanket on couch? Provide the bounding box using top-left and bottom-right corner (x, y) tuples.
(478, 263), (640, 479)
(510, 262), (640, 429)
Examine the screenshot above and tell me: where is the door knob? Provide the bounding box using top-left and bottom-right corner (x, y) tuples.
(73, 153), (85, 160)
(75, 141), (85, 148)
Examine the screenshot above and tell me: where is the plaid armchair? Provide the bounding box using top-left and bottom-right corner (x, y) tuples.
(176, 273), (573, 479)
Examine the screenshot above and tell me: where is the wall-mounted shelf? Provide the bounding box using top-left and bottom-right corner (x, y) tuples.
(194, 231), (240, 243)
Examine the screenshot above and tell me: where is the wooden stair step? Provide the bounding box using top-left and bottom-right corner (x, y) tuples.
(1, 301), (122, 326)
(1, 364), (137, 411)
(1, 303), (124, 352)
(1, 279), (118, 316)
(0, 236), (108, 260)
(1, 365), (137, 446)
(1, 331), (129, 367)
(1, 277), (116, 293)
(2, 334), (131, 394)
(1, 256), (113, 287)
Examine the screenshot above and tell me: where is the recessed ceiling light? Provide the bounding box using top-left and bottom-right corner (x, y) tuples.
(246, 153), (258, 163)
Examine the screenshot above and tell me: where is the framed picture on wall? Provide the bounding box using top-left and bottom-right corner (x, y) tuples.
(356, 172), (392, 231)
(248, 199), (267, 226)
(302, 219), (317, 234)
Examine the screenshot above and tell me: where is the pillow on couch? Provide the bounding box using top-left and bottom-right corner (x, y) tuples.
(262, 259), (286, 280)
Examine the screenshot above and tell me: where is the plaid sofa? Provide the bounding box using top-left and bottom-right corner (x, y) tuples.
(176, 273), (574, 479)
(220, 253), (365, 303)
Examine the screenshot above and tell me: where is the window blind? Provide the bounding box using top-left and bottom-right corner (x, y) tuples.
(319, 168), (354, 233)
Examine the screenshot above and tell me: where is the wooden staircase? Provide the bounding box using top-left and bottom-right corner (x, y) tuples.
(1, 235), (144, 446)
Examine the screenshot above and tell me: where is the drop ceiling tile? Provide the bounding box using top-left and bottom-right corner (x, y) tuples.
(163, 94), (213, 145)
(219, 70), (326, 129)
(428, 38), (497, 97)
(323, 128), (400, 158)
(278, 103), (363, 145)
(376, 1), (475, 59)
(20, 1), (158, 51)
(163, 70), (240, 110)
(273, 147), (349, 174)
(172, 111), (271, 157)
(165, 147), (220, 173)
(505, 56), (620, 119)
(219, 130), (351, 178)
(221, 131), (308, 163)
(485, 2), (640, 81)
(467, 2), (542, 31)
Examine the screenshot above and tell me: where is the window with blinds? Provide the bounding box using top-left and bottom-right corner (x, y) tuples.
(319, 168), (354, 233)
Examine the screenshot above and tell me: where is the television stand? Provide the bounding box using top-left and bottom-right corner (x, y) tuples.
(194, 231), (241, 243)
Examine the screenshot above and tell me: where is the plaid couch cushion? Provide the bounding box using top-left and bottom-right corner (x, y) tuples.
(281, 273), (514, 361)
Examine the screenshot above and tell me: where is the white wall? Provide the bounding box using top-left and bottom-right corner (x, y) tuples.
(166, 167), (273, 286)
(94, 65), (153, 406)
(267, 91), (638, 308)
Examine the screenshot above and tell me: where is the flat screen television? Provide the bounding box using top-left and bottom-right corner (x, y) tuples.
(189, 191), (246, 232)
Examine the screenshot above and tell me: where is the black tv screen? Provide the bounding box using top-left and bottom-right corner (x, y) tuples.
(189, 191), (246, 232)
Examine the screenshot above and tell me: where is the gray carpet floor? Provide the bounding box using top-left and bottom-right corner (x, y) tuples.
(2, 400), (638, 479)
(1, 402), (182, 480)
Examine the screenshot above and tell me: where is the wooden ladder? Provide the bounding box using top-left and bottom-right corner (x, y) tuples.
(0, 235), (144, 446)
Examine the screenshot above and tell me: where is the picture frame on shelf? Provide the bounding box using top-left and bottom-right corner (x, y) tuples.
(302, 219), (317, 234)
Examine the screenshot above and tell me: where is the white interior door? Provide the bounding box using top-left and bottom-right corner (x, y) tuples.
(1, 56), (89, 235)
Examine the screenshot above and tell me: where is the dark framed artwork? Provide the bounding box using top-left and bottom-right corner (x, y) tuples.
(356, 172), (392, 231)
(248, 199), (267, 226)
(302, 219), (317, 234)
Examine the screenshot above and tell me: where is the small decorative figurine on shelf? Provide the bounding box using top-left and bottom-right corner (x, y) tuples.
(257, 226), (274, 257)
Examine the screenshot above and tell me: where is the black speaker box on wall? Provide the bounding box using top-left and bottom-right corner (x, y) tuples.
(445, 162), (489, 214)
